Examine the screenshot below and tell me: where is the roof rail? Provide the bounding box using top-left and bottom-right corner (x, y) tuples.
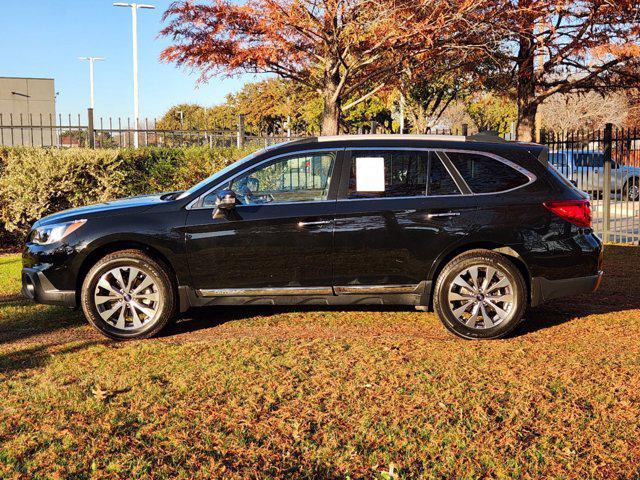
(316, 134), (467, 142)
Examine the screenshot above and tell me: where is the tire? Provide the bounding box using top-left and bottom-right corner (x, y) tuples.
(81, 249), (177, 340)
(433, 249), (527, 340)
(624, 177), (639, 201)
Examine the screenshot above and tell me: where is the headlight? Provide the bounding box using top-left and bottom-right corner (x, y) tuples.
(30, 219), (87, 245)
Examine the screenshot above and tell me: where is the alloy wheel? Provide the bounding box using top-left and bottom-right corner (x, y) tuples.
(447, 264), (514, 330)
(94, 266), (160, 330)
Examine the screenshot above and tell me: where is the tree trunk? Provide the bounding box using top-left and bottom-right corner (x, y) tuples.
(322, 92), (340, 135)
(320, 70), (342, 136)
(321, 97), (340, 135)
(515, 26), (538, 142)
(517, 102), (538, 143)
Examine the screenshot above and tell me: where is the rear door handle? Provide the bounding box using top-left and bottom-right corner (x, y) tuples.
(427, 212), (461, 219)
(298, 220), (332, 227)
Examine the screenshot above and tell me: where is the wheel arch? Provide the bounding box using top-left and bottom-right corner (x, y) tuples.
(426, 242), (532, 309)
(75, 241), (180, 307)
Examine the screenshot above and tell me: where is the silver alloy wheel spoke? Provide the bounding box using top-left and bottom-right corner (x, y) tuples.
(453, 300), (475, 318)
(486, 277), (510, 294)
(115, 304), (127, 330)
(125, 267), (140, 293)
(448, 264), (514, 330)
(481, 267), (496, 291)
(94, 266), (159, 331)
(479, 303), (494, 327)
(95, 294), (119, 305)
(111, 268), (127, 291)
(97, 278), (119, 296)
(133, 275), (154, 295)
(465, 303), (480, 326)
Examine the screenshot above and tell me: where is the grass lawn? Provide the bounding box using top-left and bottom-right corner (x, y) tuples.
(1, 245), (639, 479)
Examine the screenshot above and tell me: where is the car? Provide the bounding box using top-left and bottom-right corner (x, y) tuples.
(22, 134), (603, 340)
(549, 150), (640, 201)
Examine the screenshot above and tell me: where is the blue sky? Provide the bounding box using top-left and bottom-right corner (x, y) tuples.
(1, 0), (258, 121)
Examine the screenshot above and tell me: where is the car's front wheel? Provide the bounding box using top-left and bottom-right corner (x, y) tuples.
(81, 249), (177, 340)
(433, 249), (526, 339)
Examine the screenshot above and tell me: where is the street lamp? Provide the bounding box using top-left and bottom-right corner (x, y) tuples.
(113, 2), (155, 147)
(78, 57), (105, 109)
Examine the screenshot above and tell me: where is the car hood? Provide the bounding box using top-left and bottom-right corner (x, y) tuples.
(34, 193), (173, 227)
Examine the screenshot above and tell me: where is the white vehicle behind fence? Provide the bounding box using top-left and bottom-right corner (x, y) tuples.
(549, 150), (640, 201)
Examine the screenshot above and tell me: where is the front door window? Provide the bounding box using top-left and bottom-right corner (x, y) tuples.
(203, 152), (336, 207)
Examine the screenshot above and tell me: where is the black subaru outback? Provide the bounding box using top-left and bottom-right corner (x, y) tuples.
(22, 134), (603, 340)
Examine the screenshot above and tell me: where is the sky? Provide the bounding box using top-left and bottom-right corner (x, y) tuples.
(0, 0), (258, 121)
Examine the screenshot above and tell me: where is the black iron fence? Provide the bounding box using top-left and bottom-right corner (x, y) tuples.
(542, 124), (640, 244)
(0, 108), (474, 150)
(0, 110), (301, 149)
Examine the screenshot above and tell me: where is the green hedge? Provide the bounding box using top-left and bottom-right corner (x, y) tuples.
(0, 146), (257, 246)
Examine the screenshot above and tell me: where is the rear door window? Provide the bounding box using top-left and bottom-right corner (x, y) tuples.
(348, 150), (429, 199)
(347, 150), (460, 198)
(446, 152), (530, 193)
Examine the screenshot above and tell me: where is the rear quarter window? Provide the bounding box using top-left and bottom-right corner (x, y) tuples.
(446, 152), (531, 193)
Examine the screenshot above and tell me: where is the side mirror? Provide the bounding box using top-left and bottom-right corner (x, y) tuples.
(213, 189), (236, 219)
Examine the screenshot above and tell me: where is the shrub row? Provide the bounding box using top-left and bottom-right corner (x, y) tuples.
(0, 146), (256, 247)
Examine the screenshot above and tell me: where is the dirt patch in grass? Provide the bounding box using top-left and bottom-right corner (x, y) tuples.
(1, 245), (639, 479)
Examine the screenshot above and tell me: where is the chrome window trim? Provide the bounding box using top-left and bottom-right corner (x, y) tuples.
(187, 148), (344, 210)
(344, 147), (537, 199)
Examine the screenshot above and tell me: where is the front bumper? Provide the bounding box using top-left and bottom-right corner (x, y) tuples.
(21, 267), (77, 308)
(531, 271), (603, 307)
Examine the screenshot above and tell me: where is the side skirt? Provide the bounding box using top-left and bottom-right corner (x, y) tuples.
(184, 281), (432, 309)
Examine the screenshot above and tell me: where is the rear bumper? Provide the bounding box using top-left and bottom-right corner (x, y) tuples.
(21, 267), (77, 308)
(531, 271), (603, 307)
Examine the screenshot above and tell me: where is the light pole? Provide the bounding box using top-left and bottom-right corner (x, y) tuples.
(78, 57), (105, 109)
(113, 2), (155, 147)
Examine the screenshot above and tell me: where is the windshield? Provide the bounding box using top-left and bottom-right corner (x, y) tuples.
(176, 149), (265, 200)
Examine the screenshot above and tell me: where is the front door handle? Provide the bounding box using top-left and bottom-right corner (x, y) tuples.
(298, 220), (332, 227)
(427, 212), (461, 219)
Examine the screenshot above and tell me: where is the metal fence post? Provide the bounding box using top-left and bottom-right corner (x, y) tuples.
(602, 123), (613, 243)
(462, 124), (468, 136)
(87, 108), (95, 148)
(370, 120), (378, 134)
(237, 114), (245, 149)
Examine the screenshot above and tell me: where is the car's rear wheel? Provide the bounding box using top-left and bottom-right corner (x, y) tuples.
(433, 249), (526, 339)
(81, 250), (176, 340)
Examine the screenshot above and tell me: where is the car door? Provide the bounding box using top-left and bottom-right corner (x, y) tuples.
(331, 148), (477, 293)
(184, 149), (342, 293)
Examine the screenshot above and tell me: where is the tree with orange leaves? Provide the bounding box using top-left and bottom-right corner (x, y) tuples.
(160, 0), (492, 135)
(492, 0), (640, 141)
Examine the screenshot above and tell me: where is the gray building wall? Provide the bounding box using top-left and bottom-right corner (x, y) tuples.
(0, 77), (57, 146)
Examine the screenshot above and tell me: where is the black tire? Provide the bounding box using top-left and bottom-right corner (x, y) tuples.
(624, 177), (639, 201)
(433, 249), (527, 340)
(81, 249), (177, 340)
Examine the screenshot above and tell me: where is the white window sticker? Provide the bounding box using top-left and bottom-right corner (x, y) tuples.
(356, 157), (385, 192)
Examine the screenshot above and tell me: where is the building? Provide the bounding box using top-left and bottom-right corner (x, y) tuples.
(0, 77), (57, 146)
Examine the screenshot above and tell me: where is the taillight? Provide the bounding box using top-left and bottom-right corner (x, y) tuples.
(543, 199), (591, 228)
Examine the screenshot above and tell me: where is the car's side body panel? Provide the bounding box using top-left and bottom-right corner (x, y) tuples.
(21, 136), (603, 318)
